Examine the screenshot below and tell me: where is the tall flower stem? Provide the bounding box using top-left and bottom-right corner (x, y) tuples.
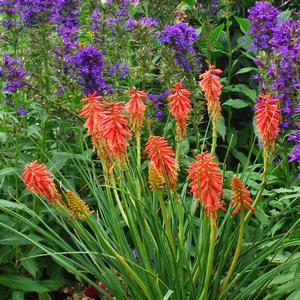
(157, 190), (174, 252)
(211, 119), (218, 154)
(220, 209), (245, 293)
(136, 130), (142, 202)
(244, 180), (266, 223)
(40, 22), (51, 98)
(199, 217), (216, 300)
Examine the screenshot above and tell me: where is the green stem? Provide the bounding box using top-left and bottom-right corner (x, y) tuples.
(199, 217), (216, 300)
(158, 190), (174, 252)
(244, 180), (266, 224)
(211, 119), (218, 154)
(244, 149), (269, 223)
(110, 174), (128, 225)
(220, 209), (245, 293)
(136, 130), (142, 202)
(175, 138), (181, 162)
(40, 22), (50, 98)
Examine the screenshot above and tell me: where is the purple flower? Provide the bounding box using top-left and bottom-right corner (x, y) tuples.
(288, 144), (300, 163)
(17, 105), (28, 115)
(51, 0), (80, 49)
(5, 100), (14, 107)
(0, 0), (22, 29)
(119, 63), (129, 79)
(91, 9), (101, 31)
(247, 2), (279, 50)
(17, 0), (58, 25)
(124, 18), (138, 30)
(56, 86), (65, 94)
(147, 90), (170, 120)
(1, 53), (30, 93)
(159, 22), (198, 70)
(72, 45), (107, 95)
(139, 17), (158, 27)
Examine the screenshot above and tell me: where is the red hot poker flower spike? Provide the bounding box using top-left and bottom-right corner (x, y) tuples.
(187, 151), (224, 219)
(230, 176), (255, 216)
(199, 61), (223, 121)
(80, 92), (105, 136)
(168, 82), (191, 139)
(145, 136), (178, 190)
(22, 161), (62, 205)
(255, 93), (280, 150)
(125, 88), (147, 132)
(101, 102), (132, 162)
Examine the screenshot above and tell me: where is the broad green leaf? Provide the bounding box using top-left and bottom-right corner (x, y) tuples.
(0, 132), (7, 144)
(0, 228), (43, 246)
(0, 167), (19, 177)
(209, 23), (225, 42)
(21, 257), (39, 278)
(217, 115), (226, 141)
(234, 16), (251, 33)
(0, 200), (25, 210)
(223, 99), (250, 109)
(38, 293), (52, 300)
(223, 84), (257, 100)
(235, 67), (256, 75)
(12, 291), (24, 300)
(280, 10), (291, 21)
(0, 276), (48, 293)
(0, 276), (66, 293)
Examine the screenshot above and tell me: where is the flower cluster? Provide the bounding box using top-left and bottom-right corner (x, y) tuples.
(145, 136), (178, 190)
(17, 0), (58, 25)
(159, 22), (198, 71)
(168, 82), (191, 140)
(230, 176), (255, 216)
(125, 88), (147, 132)
(255, 93), (280, 151)
(22, 161), (62, 206)
(187, 151), (224, 219)
(0, 0), (21, 29)
(72, 46), (107, 95)
(0, 53), (30, 93)
(247, 1), (279, 50)
(51, 0), (81, 49)
(124, 16), (158, 30)
(101, 102), (132, 162)
(199, 62), (222, 123)
(248, 2), (299, 171)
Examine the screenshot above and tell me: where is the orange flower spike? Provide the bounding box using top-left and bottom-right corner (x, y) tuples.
(145, 136), (178, 190)
(125, 88), (147, 131)
(80, 92), (105, 136)
(22, 161), (62, 206)
(255, 93), (280, 150)
(230, 176), (255, 216)
(187, 151), (224, 219)
(199, 61), (223, 121)
(101, 102), (132, 161)
(168, 82), (192, 139)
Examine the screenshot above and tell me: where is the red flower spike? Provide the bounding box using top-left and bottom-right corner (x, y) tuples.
(230, 176), (255, 216)
(145, 136), (178, 190)
(255, 93), (280, 150)
(22, 161), (62, 205)
(187, 151), (224, 219)
(80, 92), (105, 136)
(101, 102), (132, 161)
(199, 61), (222, 121)
(125, 88), (147, 131)
(168, 82), (192, 139)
